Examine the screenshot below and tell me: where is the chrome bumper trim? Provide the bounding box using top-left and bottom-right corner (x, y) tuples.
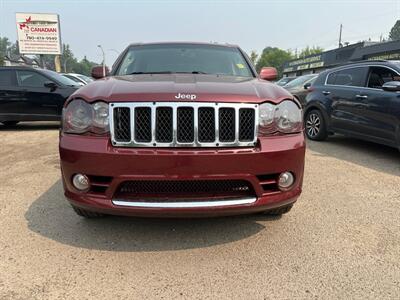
(112, 197), (257, 208)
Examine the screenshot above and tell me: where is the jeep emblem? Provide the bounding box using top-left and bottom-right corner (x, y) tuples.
(175, 93), (197, 100)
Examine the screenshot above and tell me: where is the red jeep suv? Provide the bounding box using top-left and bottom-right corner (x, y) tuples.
(59, 42), (305, 218)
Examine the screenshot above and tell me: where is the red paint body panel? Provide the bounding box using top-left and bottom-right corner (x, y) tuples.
(67, 75), (294, 105)
(60, 133), (305, 217)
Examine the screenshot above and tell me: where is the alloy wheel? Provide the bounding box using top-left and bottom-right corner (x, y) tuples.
(306, 113), (321, 137)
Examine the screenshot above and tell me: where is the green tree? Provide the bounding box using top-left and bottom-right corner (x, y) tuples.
(298, 46), (324, 58)
(35, 54), (55, 69)
(0, 37), (12, 66)
(72, 56), (97, 76)
(256, 47), (294, 77)
(60, 44), (98, 75)
(249, 50), (258, 65)
(9, 41), (19, 56)
(389, 20), (400, 41)
(61, 43), (77, 72)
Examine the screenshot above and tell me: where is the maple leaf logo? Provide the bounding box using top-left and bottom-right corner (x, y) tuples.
(18, 16), (32, 30)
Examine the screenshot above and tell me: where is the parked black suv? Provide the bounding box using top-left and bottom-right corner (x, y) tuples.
(304, 60), (400, 150)
(0, 66), (80, 126)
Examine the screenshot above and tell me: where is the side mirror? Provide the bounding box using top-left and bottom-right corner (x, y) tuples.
(382, 81), (400, 92)
(91, 65), (110, 79)
(304, 82), (312, 90)
(259, 67), (278, 81)
(44, 81), (58, 91)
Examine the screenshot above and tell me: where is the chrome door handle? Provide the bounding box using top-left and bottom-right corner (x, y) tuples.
(322, 91), (330, 95)
(356, 94), (368, 99)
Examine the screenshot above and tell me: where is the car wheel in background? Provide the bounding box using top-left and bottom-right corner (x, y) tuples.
(305, 109), (328, 141)
(1, 121), (19, 126)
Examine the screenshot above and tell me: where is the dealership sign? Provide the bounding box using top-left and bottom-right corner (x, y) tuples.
(16, 13), (61, 55)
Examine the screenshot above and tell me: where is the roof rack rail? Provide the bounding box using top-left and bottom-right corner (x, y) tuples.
(328, 59), (391, 68)
(344, 59), (388, 65)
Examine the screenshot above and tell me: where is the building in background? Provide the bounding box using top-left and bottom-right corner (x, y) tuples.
(282, 40), (400, 77)
(3, 54), (40, 67)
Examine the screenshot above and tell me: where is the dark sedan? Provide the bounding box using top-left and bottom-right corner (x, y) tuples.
(0, 66), (80, 126)
(304, 60), (400, 150)
(283, 74), (318, 107)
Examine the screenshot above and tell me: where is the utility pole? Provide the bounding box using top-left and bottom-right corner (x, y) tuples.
(63, 58), (68, 73)
(39, 54), (46, 69)
(97, 45), (106, 77)
(54, 55), (61, 72)
(338, 24), (343, 48)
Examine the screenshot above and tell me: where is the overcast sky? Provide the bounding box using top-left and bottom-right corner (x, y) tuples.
(1, 0), (399, 66)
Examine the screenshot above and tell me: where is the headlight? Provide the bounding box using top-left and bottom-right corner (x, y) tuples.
(274, 100), (302, 133)
(258, 100), (302, 135)
(63, 99), (93, 133)
(258, 103), (276, 135)
(62, 99), (109, 134)
(92, 102), (110, 133)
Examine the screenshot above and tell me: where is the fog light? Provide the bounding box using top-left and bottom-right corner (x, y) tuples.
(72, 173), (90, 191)
(278, 172), (294, 190)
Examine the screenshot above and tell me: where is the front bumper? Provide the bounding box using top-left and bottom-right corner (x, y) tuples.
(59, 133), (305, 217)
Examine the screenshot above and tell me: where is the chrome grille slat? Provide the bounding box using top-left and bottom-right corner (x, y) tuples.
(198, 107), (215, 142)
(177, 107), (194, 143)
(110, 102), (258, 147)
(219, 108), (236, 142)
(113, 107), (131, 142)
(155, 107), (173, 143)
(134, 107), (152, 142)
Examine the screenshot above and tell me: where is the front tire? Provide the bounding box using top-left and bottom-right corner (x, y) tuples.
(305, 109), (328, 141)
(71, 205), (105, 218)
(1, 121), (19, 126)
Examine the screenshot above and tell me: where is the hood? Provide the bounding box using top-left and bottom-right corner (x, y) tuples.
(70, 74), (293, 105)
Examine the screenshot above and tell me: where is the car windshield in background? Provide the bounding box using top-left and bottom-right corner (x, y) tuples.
(63, 74), (82, 83)
(77, 74), (93, 82)
(284, 75), (316, 88)
(276, 77), (295, 86)
(42, 69), (81, 86)
(116, 44), (254, 77)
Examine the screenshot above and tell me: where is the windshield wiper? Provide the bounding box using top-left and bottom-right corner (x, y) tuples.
(129, 71), (173, 75)
(176, 71), (208, 74)
(128, 71), (209, 75)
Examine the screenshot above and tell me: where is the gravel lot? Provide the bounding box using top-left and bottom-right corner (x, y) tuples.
(0, 122), (399, 299)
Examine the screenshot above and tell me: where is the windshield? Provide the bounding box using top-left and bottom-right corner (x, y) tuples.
(115, 44), (254, 77)
(284, 75), (317, 88)
(42, 70), (81, 87)
(63, 74), (82, 83)
(276, 77), (294, 86)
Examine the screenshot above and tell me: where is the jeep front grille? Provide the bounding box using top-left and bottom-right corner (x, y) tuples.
(110, 102), (258, 147)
